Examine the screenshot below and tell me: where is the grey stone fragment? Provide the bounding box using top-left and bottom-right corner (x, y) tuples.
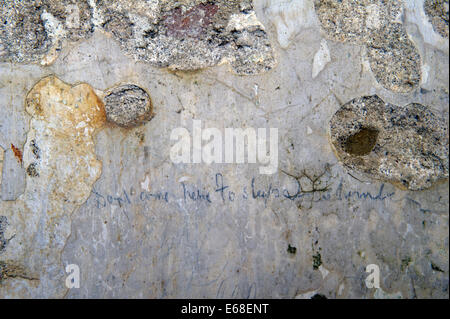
(0, 0), (275, 75)
(313, 0), (422, 93)
(0, 0), (93, 63)
(365, 23), (422, 93)
(329, 95), (449, 191)
(424, 0), (449, 38)
(313, 0), (401, 44)
(96, 0), (275, 74)
(0, 1), (51, 63)
(104, 85), (154, 128)
(100, 7), (134, 45)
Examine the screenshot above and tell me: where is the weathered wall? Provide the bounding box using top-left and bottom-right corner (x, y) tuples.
(0, 0), (448, 299)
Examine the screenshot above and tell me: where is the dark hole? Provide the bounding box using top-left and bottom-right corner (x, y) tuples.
(287, 244), (297, 255)
(343, 127), (379, 156)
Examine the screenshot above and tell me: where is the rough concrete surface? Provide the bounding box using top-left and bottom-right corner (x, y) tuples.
(330, 95), (448, 191)
(0, 0), (448, 299)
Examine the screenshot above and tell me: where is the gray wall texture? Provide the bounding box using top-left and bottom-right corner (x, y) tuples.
(0, 0), (448, 299)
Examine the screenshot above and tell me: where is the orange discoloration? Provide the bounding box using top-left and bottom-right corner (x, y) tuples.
(11, 144), (23, 164)
(23, 75), (107, 212)
(26, 76), (106, 131)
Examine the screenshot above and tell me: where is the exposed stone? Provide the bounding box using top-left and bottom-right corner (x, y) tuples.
(329, 95), (449, 191)
(365, 23), (422, 93)
(0, 0), (276, 74)
(0, 0), (93, 64)
(0, 1), (52, 63)
(313, 0), (422, 93)
(424, 0), (449, 38)
(104, 85), (154, 128)
(161, 3), (219, 39)
(313, 0), (401, 44)
(101, 0), (275, 74)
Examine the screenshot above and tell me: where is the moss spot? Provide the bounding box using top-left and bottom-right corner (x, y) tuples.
(313, 252), (322, 270)
(287, 244), (297, 255)
(401, 257), (412, 271)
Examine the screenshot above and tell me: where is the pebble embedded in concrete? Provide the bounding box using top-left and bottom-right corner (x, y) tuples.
(104, 85), (154, 128)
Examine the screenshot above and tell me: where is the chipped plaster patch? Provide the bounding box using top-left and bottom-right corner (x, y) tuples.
(366, 4), (382, 29)
(421, 63), (431, 84)
(41, 10), (68, 42)
(0, 76), (106, 297)
(312, 39), (331, 78)
(266, 0), (318, 49)
(318, 265), (330, 279)
(227, 12), (264, 32)
(141, 174), (151, 192)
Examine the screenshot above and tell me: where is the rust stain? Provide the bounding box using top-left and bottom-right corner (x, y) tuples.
(10, 144), (23, 164)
